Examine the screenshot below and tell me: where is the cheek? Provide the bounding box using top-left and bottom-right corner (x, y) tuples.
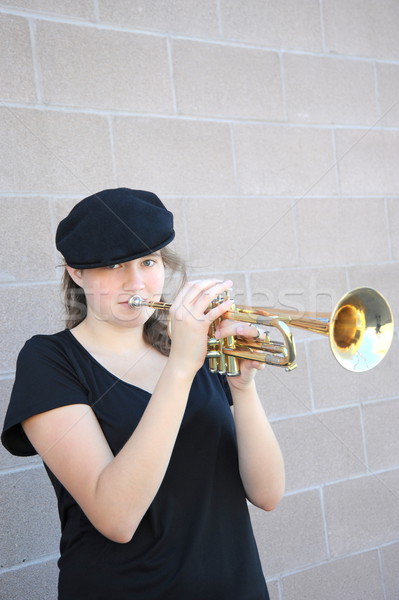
(148, 267), (165, 292)
(81, 276), (114, 313)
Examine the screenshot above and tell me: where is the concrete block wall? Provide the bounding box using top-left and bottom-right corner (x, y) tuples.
(0, 1), (398, 598)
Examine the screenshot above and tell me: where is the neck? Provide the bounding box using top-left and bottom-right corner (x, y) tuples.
(73, 313), (148, 356)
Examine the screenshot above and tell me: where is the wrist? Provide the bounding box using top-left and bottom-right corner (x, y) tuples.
(227, 377), (258, 397)
(165, 353), (199, 384)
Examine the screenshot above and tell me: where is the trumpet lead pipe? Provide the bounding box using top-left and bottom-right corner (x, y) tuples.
(128, 295), (172, 310)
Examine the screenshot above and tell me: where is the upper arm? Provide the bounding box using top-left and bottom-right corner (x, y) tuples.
(22, 404), (114, 518)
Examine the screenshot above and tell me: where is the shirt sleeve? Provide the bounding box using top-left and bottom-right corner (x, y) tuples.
(1, 335), (90, 457)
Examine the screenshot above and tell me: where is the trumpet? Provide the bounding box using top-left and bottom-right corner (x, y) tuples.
(128, 287), (394, 376)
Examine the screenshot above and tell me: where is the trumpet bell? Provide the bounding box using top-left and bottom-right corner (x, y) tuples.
(330, 287), (394, 372)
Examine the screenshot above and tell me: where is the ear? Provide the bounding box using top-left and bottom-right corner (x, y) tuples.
(66, 265), (84, 287)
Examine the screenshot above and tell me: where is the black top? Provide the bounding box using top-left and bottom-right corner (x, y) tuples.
(2, 330), (269, 600)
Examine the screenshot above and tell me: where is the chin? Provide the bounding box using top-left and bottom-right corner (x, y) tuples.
(113, 306), (155, 328)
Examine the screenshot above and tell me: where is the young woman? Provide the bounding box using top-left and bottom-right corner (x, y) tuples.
(2, 188), (285, 600)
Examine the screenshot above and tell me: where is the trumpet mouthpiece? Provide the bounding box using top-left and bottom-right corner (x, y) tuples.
(128, 295), (144, 308)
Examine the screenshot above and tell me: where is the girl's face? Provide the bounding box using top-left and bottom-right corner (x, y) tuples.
(67, 252), (165, 327)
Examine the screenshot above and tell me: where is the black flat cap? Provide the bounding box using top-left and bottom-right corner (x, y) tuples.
(56, 188), (175, 269)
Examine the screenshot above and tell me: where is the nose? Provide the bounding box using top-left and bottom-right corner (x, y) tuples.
(122, 262), (145, 292)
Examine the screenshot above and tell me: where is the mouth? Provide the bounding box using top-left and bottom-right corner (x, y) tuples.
(119, 296), (150, 309)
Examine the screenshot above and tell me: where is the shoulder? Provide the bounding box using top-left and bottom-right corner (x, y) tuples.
(2, 330), (90, 457)
(19, 330), (72, 355)
(16, 330), (77, 370)
(13, 330), (91, 396)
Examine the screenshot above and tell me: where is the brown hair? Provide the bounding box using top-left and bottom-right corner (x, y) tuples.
(62, 246), (187, 356)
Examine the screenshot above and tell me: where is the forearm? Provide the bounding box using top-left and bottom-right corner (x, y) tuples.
(92, 360), (194, 542)
(231, 382), (285, 511)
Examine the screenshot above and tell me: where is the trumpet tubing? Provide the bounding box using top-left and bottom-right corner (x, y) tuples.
(128, 287), (394, 376)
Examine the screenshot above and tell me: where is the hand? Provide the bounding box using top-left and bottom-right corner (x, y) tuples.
(214, 320), (267, 342)
(227, 358), (266, 390)
(168, 279), (233, 377)
(214, 321), (267, 390)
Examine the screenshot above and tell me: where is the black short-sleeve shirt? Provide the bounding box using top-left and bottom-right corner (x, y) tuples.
(2, 330), (269, 600)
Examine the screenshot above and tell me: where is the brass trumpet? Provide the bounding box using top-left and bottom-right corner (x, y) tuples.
(128, 287), (394, 376)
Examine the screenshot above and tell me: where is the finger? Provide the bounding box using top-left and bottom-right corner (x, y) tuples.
(172, 279), (222, 316)
(205, 298), (234, 323)
(180, 279), (233, 313)
(252, 361), (266, 370)
(236, 325), (263, 339)
(175, 279), (222, 307)
(215, 323), (263, 340)
(240, 360), (266, 377)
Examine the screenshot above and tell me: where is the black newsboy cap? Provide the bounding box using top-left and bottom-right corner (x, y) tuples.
(56, 188), (175, 269)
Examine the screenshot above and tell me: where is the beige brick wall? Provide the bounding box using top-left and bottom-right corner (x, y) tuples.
(0, 2), (398, 598)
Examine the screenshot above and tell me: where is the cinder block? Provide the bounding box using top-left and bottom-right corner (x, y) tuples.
(265, 579), (279, 600)
(37, 21), (173, 113)
(219, 0), (323, 51)
(234, 124), (338, 196)
(274, 407), (365, 492)
(249, 266), (349, 406)
(184, 272), (247, 305)
(284, 54), (377, 125)
(98, 0), (219, 37)
(324, 470), (399, 556)
(357, 334), (398, 402)
(0, 0), (95, 20)
(0, 14), (36, 103)
(157, 197), (187, 263)
(297, 198), (390, 266)
(0, 558), (59, 600)
(172, 40), (284, 121)
(0, 197), (56, 282)
(0, 285), (64, 372)
(52, 197), (82, 269)
(387, 198), (399, 260)
(0, 466), (59, 569)
(250, 489), (328, 576)
(381, 542), (399, 600)
(311, 324), (397, 406)
(250, 266), (349, 325)
(255, 341), (312, 419)
(377, 63), (399, 127)
(113, 117), (236, 195)
(323, 0), (399, 60)
(308, 338), (363, 409)
(151, 197), (189, 303)
(184, 198), (297, 272)
(336, 129), (399, 195)
(282, 551), (384, 600)
(52, 197), (80, 224)
(0, 107), (114, 194)
(363, 399), (399, 471)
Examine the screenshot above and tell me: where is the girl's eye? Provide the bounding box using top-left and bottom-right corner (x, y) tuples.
(106, 264), (122, 270)
(142, 259), (156, 267)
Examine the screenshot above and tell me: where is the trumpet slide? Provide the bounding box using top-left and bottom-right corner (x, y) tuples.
(128, 287), (394, 376)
